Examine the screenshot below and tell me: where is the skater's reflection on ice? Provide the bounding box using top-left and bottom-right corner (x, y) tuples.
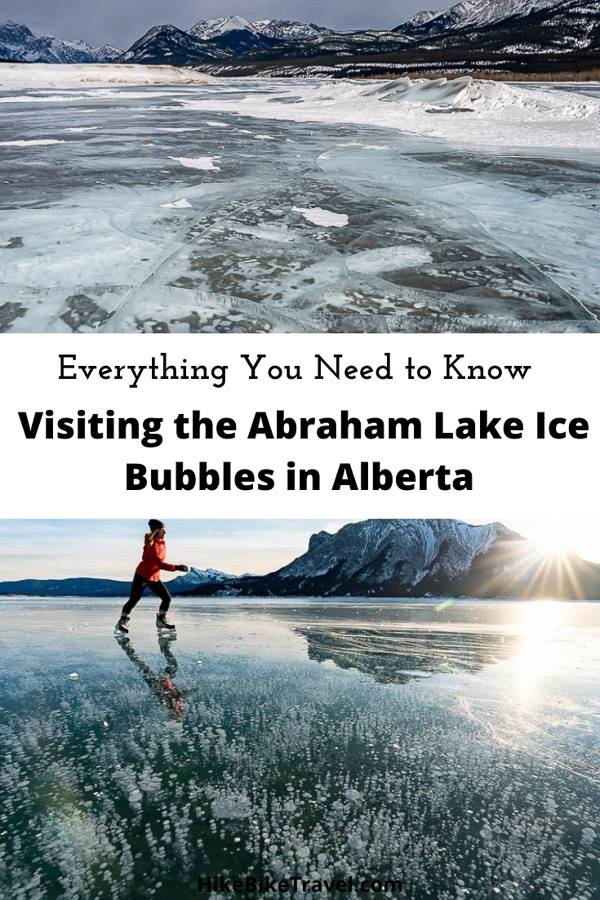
(115, 633), (186, 721)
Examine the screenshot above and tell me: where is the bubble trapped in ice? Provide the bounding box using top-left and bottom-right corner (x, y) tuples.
(1, 598), (599, 898)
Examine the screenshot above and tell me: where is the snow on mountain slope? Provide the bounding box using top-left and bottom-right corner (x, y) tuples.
(189, 16), (258, 39)
(253, 19), (334, 40)
(395, 2), (478, 35)
(167, 566), (234, 593)
(455, 0), (562, 30)
(190, 17), (332, 41)
(396, 0), (565, 36)
(88, 44), (123, 62)
(276, 519), (515, 589)
(405, 10), (444, 26)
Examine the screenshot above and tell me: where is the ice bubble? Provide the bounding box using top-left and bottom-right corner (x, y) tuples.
(67, 672), (79, 680)
(347, 833), (364, 850)
(211, 796), (252, 820)
(581, 826), (596, 845)
(344, 789), (362, 802)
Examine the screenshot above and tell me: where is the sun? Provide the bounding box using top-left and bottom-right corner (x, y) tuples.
(529, 535), (573, 559)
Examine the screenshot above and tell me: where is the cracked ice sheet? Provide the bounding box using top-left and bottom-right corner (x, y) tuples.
(0, 76), (599, 333)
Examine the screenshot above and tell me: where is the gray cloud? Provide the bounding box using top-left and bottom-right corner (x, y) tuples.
(0, 1), (442, 47)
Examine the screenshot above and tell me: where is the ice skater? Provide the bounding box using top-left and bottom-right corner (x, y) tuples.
(115, 519), (188, 635)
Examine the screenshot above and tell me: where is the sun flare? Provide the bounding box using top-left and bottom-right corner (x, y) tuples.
(530, 537), (573, 559)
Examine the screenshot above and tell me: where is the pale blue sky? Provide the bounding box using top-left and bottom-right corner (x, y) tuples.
(0, 519), (598, 582)
(0, 519), (350, 581)
(0, 1), (439, 47)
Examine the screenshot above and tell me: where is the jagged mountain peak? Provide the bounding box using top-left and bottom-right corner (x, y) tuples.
(403, 10), (444, 26)
(190, 16), (258, 39)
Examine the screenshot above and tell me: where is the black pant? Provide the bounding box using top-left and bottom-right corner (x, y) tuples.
(122, 574), (172, 616)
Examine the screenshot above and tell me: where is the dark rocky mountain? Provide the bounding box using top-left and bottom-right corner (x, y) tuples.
(429, 0), (600, 58)
(0, 568), (231, 598)
(187, 519), (600, 600)
(120, 24), (224, 65)
(0, 577), (130, 597)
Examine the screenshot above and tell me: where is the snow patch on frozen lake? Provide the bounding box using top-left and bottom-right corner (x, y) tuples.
(169, 156), (220, 171)
(293, 207), (348, 227)
(0, 139), (65, 147)
(160, 198), (192, 209)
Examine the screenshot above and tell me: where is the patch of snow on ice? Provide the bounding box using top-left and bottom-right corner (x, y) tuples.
(160, 198), (192, 209)
(169, 156), (220, 171)
(293, 207), (348, 228)
(0, 139), (65, 146)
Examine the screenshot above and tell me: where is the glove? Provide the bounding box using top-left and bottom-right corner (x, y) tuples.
(176, 565), (189, 572)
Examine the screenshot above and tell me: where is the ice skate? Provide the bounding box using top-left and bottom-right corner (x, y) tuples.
(156, 612), (176, 634)
(115, 615), (130, 636)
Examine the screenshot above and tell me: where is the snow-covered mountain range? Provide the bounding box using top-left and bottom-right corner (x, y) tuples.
(3, 1), (598, 73)
(0, 21), (120, 63)
(189, 16), (331, 42)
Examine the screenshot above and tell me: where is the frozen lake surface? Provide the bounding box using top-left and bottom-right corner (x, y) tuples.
(1, 598), (599, 899)
(1, 78), (600, 333)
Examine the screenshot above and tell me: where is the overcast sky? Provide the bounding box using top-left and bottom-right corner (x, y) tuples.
(0, 1), (443, 47)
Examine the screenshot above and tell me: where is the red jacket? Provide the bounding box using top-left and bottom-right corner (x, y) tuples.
(136, 538), (177, 582)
